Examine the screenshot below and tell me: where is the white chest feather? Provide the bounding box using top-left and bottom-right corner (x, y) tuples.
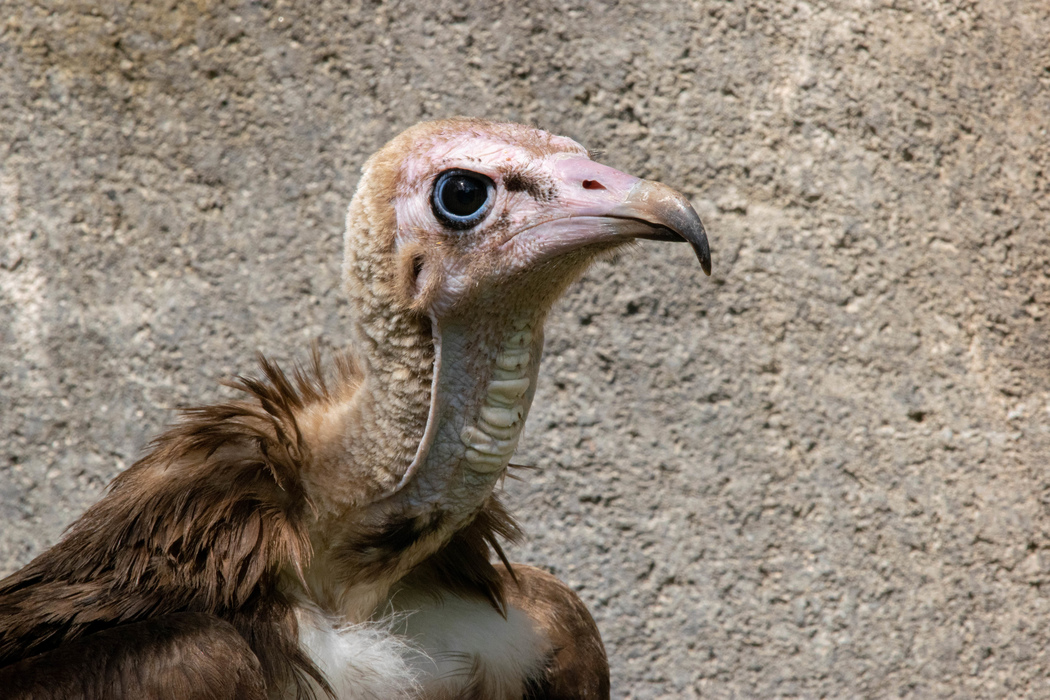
(296, 592), (549, 700)
(296, 607), (423, 699)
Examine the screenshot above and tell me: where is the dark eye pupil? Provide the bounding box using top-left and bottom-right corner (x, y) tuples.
(442, 176), (486, 217)
(431, 169), (495, 230)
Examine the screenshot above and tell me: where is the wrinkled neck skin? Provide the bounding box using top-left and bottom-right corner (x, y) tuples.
(392, 307), (543, 522)
(356, 301), (546, 523)
(298, 293), (547, 620)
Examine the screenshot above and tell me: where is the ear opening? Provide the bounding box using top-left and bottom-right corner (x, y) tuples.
(411, 254), (425, 288)
(397, 244), (426, 300)
(397, 243), (442, 313)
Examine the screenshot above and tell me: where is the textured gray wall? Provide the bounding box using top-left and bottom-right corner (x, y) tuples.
(2, 0), (1049, 696)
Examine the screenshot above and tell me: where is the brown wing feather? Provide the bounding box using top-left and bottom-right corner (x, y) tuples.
(0, 354), (360, 696)
(499, 564), (611, 700)
(0, 612), (267, 700)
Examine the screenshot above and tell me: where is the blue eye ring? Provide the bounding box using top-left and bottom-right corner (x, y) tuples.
(431, 169), (495, 230)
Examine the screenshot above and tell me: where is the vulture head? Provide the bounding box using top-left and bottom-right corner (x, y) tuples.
(319, 118), (711, 563)
(345, 118), (709, 319)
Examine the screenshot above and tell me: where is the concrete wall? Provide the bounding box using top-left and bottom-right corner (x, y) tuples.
(2, 0), (1048, 696)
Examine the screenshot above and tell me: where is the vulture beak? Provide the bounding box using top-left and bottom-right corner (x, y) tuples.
(619, 181), (713, 276)
(509, 157), (712, 275)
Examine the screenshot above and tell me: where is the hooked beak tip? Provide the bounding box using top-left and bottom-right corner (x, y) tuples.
(695, 220), (713, 276)
(624, 180), (712, 276)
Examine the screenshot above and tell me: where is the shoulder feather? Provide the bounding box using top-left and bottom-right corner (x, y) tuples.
(0, 351), (360, 695)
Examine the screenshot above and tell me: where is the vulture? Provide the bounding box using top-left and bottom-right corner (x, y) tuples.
(0, 118), (710, 699)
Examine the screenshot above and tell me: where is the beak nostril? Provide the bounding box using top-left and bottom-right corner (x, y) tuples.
(581, 180), (606, 191)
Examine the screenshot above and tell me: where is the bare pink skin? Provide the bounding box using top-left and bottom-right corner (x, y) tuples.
(379, 131), (708, 527)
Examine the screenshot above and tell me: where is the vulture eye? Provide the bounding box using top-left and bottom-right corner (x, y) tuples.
(431, 169), (495, 230)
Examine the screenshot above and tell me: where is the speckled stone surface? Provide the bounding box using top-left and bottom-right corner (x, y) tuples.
(2, 1), (1049, 696)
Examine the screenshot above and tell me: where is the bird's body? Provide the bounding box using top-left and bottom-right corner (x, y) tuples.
(0, 119), (709, 699)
